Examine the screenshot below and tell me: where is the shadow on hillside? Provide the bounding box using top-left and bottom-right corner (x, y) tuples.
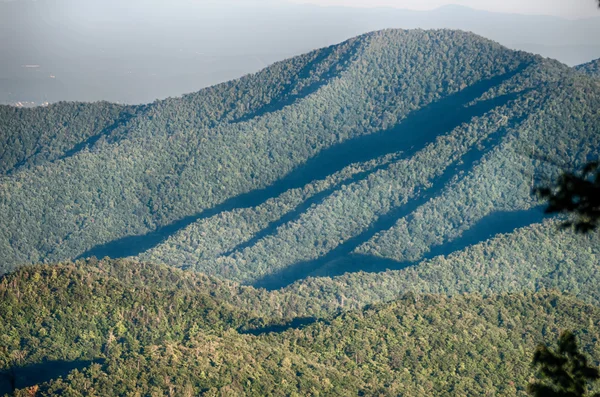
(78, 63), (529, 261)
(253, 207), (549, 290)
(239, 317), (321, 336)
(249, 117), (529, 290)
(222, 157), (400, 257)
(0, 359), (101, 395)
(235, 39), (362, 123)
(58, 112), (137, 161)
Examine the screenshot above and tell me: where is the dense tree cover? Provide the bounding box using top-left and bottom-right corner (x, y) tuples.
(201, 219), (600, 319)
(2, 260), (600, 396)
(0, 260), (360, 396)
(0, 102), (137, 175)
(2, 31), (600, 395)
(1, 29), (577, 275)
(576, 59), (600, 78)
(8, 220), (595, 325)
(275, 292), (600, 396)
(136, 58), (600, 287)
(356, 76), (600, 262)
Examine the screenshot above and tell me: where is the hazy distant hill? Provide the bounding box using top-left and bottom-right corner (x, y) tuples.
(1, 29), (599, 292)
(1, 0), (599, 105)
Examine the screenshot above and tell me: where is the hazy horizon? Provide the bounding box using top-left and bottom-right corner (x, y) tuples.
(290, 0), (599, 19)
(3, 0), (597, 19)
(2, 0), (599, 105)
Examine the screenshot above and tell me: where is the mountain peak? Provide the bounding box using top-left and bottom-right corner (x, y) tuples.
(0, 29), (592, 292)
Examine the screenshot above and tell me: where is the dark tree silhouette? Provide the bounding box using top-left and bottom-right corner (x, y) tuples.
(537, 162), (600, 233)
(528, 331), (600, 397)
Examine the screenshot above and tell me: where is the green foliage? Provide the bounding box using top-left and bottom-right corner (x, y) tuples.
(136, 60), (599, 288)
(1, 30), (600, 395)
(0, 102), (136, 174)
(529, 331), (600, 397)
(2, 259), (600, 396)
(136, 219), (600, 321)
(1, 29), (579, 276)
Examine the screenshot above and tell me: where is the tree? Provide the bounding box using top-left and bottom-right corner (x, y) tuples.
(528, 331), (600, 397)
(537, 162), (600, 233)
(536, 0), (600, 233)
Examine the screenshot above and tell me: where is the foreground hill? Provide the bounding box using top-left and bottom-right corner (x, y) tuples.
(1, 260), (600, 396)
(1, 29), (599, 288)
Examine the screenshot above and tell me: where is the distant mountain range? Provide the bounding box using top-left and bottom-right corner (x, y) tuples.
(1, 0), (599, 104)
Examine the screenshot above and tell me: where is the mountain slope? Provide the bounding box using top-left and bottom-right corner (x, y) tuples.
(0, 102), (139, 175)
(576, 58), (600, 77)
(137, 69), (599, 288)
(263, 219), (600, 318)
(1, 29), (598, 291)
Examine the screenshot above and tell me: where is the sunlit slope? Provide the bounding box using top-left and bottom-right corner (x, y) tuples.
(1, 29), (598, 280)
(136, 218), (600, 318)
(2, 260), (600, 396)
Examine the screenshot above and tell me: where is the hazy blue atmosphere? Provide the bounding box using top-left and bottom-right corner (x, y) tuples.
(2, 0), (599, 105)
(291, 0), (598, 18)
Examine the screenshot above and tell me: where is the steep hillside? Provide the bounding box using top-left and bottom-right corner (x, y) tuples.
(576, 58), (600, 77)
(137, 69), (599, 289)
(2, 260), (600, 396)
(1, 29), (598, 291)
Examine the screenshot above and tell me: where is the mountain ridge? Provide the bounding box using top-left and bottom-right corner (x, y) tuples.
(0, 29), (598, 299)
(2, 26), (600, 397)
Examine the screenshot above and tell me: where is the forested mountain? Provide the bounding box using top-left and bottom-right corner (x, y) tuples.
(2, 28), (600, 396)
(2, 259), (600, 396)
(1, 29), (599, 290)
